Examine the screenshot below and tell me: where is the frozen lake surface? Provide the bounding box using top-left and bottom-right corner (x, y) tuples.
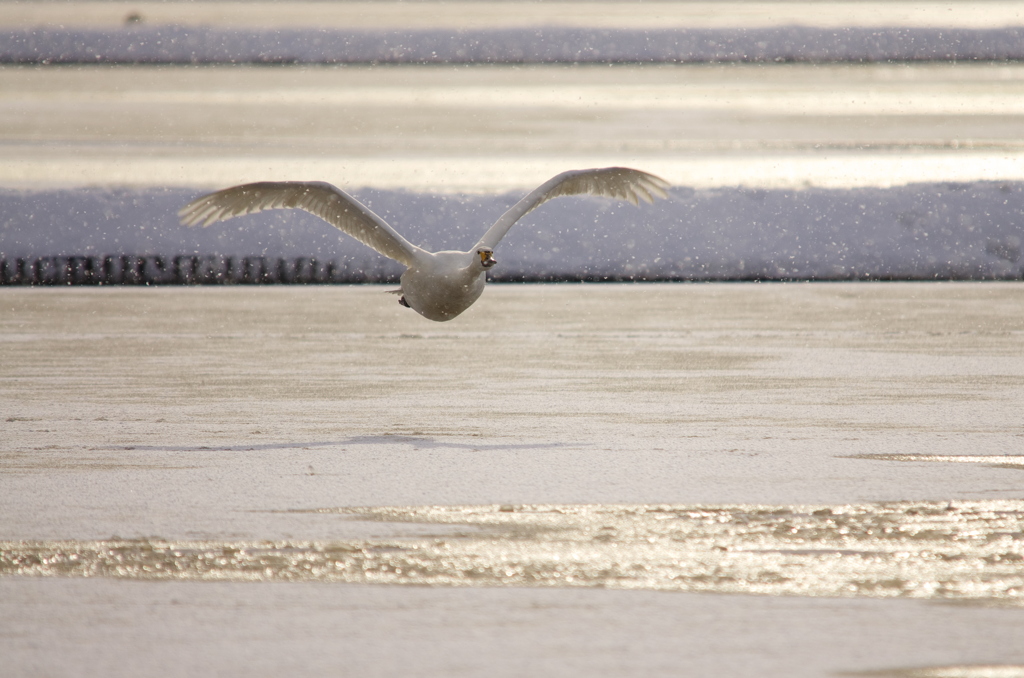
(3, 63), (1024, 192)
(2, 284), (1023, 676)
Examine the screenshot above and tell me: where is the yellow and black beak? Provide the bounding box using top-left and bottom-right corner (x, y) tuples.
(479, 249), (497, 268)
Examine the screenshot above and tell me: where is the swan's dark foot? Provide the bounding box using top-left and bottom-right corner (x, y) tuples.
(398, 296), (410, 308)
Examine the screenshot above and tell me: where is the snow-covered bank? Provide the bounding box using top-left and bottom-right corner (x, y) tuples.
(4, 26), (1024, 64)
(2, 183), (1022, 283)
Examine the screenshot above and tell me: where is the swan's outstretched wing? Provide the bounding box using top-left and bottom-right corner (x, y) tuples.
(475, 167), (669, 250)
(178, 181), (422, 267)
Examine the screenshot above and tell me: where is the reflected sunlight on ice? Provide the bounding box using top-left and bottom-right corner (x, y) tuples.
(5, 500), (1023, 603)
(856, 455), (1024, 470)
(850, 665), (1024, 678)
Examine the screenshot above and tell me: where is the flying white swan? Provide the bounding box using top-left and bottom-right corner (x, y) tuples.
(179, 167), (669, 321)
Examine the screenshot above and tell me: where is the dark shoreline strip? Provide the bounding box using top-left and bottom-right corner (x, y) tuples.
(3, 26), (1024, 65)
(0, 254), (395, 286)
(2, 254), (1022, 285)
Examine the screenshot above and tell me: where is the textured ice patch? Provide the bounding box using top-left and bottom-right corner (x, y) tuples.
(3, 501), (1023, 603)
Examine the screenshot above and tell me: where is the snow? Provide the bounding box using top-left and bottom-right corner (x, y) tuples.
(4, 26), (1024, 64)
(2, 183), (1022, 282)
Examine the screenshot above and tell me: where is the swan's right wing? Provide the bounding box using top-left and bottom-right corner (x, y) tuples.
(475, 167), (669, 251)
(178, 181), (422, 267)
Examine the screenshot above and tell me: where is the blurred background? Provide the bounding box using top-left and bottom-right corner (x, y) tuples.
(2, 0), (1024, 283)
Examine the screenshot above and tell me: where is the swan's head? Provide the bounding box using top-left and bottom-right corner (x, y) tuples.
(477, 248), (497, 269)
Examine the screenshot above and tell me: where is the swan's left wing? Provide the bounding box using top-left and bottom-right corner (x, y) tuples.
(475, 167), (669, 250)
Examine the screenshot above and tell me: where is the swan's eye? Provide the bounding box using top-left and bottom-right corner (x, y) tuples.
(478, 250), (497, 268)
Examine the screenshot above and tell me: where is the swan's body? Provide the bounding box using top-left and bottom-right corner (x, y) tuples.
(179, 167), (668, 321)
(398, 250), (490, 321)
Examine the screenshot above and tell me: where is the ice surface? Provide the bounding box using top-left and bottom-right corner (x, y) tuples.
(2, 579), (1023, 678)
(4, 282), (1023, 677)
(4, 283), (1022, 541)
